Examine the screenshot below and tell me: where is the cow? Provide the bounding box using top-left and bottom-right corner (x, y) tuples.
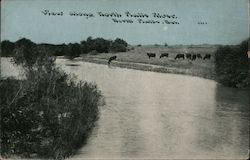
(185, 54), (192, 60)
(197, 54), (202, 59)
(108, 56), (117, 64)
(147, 53), (156, 58)
(160, 53), (169, 58)
(175, 54), (185, 60)
(191, 54), (197, 61)
(203, 54), (211, 60)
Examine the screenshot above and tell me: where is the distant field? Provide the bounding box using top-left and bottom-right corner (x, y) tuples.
(79, 46), (217, 80)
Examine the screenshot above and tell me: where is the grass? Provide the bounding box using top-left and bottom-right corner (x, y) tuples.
(77, 46), (217, 80)
(0, 62), (103, 159)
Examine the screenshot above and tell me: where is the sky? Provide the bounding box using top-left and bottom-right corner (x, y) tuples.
(1, 0), (249, 45)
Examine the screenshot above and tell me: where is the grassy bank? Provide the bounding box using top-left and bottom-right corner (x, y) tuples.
(77, 41), (249, 89)
(75, 46), (217, 80)
(0, 72), (102, 159)
(0, 49), (103, 159)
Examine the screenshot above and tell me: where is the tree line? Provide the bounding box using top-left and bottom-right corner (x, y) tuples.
(215, 38), (249, 89)
(1, 37), (128, 59)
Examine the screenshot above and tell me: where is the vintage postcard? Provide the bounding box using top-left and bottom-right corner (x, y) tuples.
(0, 0), (249, 159)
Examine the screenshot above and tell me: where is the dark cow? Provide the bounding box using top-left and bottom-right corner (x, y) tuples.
(203, 54), (211, 60)
(147, 53), (156, 58)
(160, 53), (169, 58)
(108, 56), (117, 64)
(175, 54), (185, 60)
(197, 54), (202, 59)
(185, 54), (192, 60)
(191, 54), (197, 61)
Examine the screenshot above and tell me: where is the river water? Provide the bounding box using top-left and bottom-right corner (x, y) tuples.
(1, 58), (249, 159)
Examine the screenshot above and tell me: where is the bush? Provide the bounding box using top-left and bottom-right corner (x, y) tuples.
(1, 46), (103, 159)
(215, 39), (249, 88)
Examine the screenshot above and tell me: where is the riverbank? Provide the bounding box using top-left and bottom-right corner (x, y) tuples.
(74, 55), (216, 81)
(72, 45), (217, 80)
(0, 57), (103, 159)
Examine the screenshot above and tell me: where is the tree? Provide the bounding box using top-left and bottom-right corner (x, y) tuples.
(80, 40), (88, 54)
(215, 38), (249, 88)
(92, 38), (111, 53)
(15, 38), (35, 48)
(109, 41), (127, 52)
(86, 36), (94, 51)
(1, 40), (15, 56)
(13, 38), (38, 68)
(114, 38), (128, 47)
(66, 43), (81, 59)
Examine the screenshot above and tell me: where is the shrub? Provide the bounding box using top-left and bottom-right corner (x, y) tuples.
(0, 72), (102, 158)
(1, 45), (103, 159)
(215, 39), (249, 88)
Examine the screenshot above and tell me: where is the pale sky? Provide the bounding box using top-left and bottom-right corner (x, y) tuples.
(1, 0), (249, 45)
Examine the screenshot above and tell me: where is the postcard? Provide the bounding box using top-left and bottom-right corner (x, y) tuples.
(1, 0), (249, 159)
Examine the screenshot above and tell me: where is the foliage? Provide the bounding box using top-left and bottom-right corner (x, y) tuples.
(109, 41), (127, 52)
(88, 37), (111, 53)
(65, 43), (81, 59)
(53, 44), (69, 56)
(1, 37), (129, 59)
(113, 38), (128, 47)
(12, 38), (42, 68)
(0, 46), (103, 159)
(215, 39), (249, 88)
(1, 40), (15, 57)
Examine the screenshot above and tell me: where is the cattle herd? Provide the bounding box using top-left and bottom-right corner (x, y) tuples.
(108, 52), (211, 64)
(147, 52), (211, 60)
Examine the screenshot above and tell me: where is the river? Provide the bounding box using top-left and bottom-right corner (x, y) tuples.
(1, 58), (249, 159)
